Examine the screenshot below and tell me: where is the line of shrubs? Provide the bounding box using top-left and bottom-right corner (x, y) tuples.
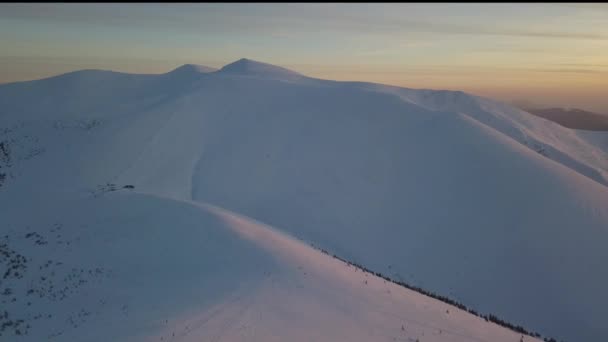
(309, 243), (562, 342)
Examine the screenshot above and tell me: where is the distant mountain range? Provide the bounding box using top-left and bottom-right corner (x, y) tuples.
(519, 106), (608, 131)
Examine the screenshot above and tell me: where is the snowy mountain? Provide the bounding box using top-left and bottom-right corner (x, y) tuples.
(1, 58), (607, 342)
(218, 58), (304, 80)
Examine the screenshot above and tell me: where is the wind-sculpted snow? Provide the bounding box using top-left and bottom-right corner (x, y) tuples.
(0, 58), (607, 341)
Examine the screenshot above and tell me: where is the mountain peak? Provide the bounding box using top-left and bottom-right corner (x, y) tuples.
(218, 58), (303, 79)
(168, 64), (217, 75)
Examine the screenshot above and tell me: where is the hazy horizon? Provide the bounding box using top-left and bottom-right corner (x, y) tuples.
(2, 3), (607, 113)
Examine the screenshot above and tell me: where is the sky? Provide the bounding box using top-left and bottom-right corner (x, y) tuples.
(1, 3), (608, 112)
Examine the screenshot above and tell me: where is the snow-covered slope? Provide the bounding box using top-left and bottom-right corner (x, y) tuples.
(1, 58), (607, 341)
(1, 191), (541, 342)
(347, 83), (608, 186)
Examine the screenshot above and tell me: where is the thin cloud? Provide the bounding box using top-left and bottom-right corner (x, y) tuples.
(532, 68), (604, 74)
(554, 63), (608, 68)
(358, 19), (608, 40)
(557, 3), (608, 11)
(1, 4), (606, 41)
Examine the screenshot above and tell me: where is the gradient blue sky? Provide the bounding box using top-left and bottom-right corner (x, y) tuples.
(2, 3), (607, 111)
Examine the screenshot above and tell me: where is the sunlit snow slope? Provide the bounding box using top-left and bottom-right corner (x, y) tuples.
(1, 58), (607, 342)
(1, 191), (543, 342)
